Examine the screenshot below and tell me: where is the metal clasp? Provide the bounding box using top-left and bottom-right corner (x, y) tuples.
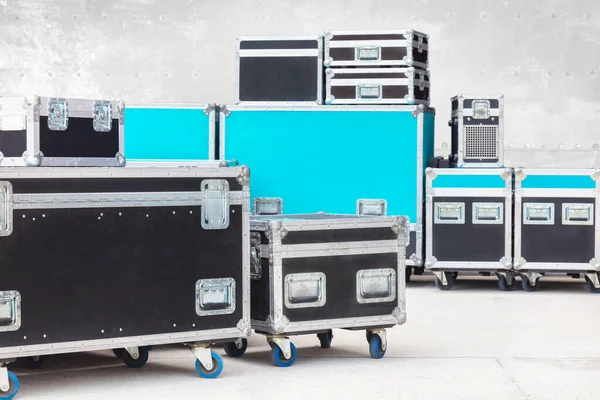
(48, 98), (68, 131)
(250, 232), (262, 280)
(93, 100), (113, 132)
(200, 179), (230, 230)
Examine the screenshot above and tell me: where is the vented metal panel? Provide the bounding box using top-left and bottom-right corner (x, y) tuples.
(464, 125), (498, 160)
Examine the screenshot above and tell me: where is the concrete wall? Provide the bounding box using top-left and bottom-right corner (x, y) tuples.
(1, 0), (600, 167)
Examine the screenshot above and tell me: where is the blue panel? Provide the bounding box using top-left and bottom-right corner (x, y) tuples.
(522, 174), (596, 189)
(124, 108), (211, 160)
(432, 173), (506, 189)
(224, 109), (421, 219)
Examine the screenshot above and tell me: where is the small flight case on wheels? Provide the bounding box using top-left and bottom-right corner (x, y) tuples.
(222, 212), (408, 367)
(0, 162), (251, 397)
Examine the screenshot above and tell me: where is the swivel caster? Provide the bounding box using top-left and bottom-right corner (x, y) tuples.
(497, 272), (516, 291)
(268, 337), (297, 367)
(190, 345), (223, 379)
(405, 267), (412, 283)
(434, 271), (455, 291)
(521, 275), (541, 292)
(0, 367), (18, 400)
(584, 273), (600, 293)
(366, 329), (387, 359)
(224, 338), (248, 358)
(25, 355), (44, 369)
(317, 330), (333, 349)
(120, 346), (149, 368)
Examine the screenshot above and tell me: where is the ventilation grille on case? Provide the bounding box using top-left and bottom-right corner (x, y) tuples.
(464, 125), (498, 160)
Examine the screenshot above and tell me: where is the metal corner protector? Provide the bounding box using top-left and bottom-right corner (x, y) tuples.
(266, 315), (290, 335)
(265, 220), (287, 241)
(424, 257), (437, 269)
(236, 319), (251, 338)
(392, 307), (407, 325)
(425, 167), (437, 180)
(411, 104), (425, 117)
(236, 166), (250, 186)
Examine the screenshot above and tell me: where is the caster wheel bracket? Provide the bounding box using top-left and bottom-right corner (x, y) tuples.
(0, 366), (8, 393)
(125, 347), (141, 361)
(523, 272), (543, 287)
(232, 338), (244, 350)
(190, 345), (214, 371)
(433, 271), (448, 286)
(269, 336), (292, 360)
(585, 272), (600, 289)
(368, 329), (387, 351)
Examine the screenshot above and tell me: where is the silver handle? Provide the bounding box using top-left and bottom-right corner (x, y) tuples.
(562, 203), (594, 226)
(195, 278), (236, 316)
(473, 202), (503, 224)
(357, 199), (387, 216)
(356, 84), (381, 100)
(253, 197), (282, 216)
(355, 46), (380, 61)
(0, 291), (21, 332)
(284, 273), (326, 309)
(523, 203), (554, 225)
(434, 202), (465, 224)
(356, 269), (397, 304)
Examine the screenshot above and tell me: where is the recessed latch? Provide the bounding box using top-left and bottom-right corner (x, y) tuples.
(93, 101), (113, 132)
(48, 98), (68, 131)
(200, 179), (230, 230)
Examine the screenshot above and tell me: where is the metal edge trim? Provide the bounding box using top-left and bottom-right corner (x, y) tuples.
(0, 327), (244, 358)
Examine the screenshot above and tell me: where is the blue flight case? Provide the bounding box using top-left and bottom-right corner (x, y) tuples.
(218, 104), (435, 268)
(123, 103), (217, 161)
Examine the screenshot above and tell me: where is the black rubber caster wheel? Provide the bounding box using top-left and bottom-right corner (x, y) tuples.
(434, 272), (455, 291)
(224, 339), (248, 358)
(317, 330), (333, 349)
(121, 347), (149, 368)
(368, 334), (386, 359)
(521, 275), (540, 292)
(498, 273), (516, 291)
(405, 267), (412, 283)
(113, 348), (124, 359)
(25, 355), (44, 369)
(585, 274), (600, 293)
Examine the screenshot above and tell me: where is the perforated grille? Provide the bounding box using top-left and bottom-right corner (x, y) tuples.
(464, 125), (498, 160)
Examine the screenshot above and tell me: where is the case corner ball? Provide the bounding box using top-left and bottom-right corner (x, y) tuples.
(590, 258), (600, 270)
(236, 319), (251, 337)
(323, 57), (333, 68)
(424, 257), (437, 268)
(24, 94), (40, 107)
(425, 167), (437, 179)
(115, 153), (126, 167)
(236, 166), (250, 185)
(23, 151), (43, 167)
(204, 103), (217, 115)
(392, 307), (407, 325)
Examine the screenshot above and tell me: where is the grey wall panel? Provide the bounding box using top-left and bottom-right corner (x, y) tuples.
(1, 0), (600, 167)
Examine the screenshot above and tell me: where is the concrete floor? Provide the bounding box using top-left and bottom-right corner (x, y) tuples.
(9, 274), (600, 400)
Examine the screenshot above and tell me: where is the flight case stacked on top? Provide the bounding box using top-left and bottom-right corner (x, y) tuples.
(220, 30), (428, 366)
(0, 95), (251, 397)
(425, 94), (513, 290)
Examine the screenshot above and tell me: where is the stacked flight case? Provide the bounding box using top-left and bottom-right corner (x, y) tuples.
(224, 30), (421, 366)
(323, 29), (430, 106)
(0, 95), (251, 397)
(426, 94), (511, 290)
